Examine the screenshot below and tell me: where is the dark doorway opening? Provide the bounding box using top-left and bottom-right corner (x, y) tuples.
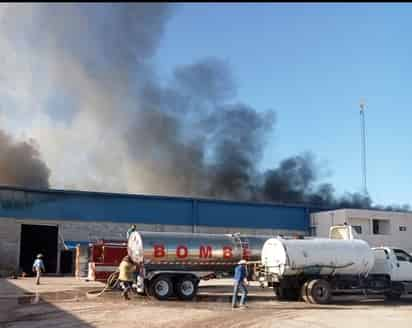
(19, 224), (58, 275)
(60, 250), (74, 275)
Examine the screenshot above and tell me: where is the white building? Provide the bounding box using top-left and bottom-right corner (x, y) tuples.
(311, 209), (412, 252)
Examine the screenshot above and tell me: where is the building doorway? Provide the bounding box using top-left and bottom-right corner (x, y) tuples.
(60, 250), (74, 275)
(19, 224), (58, 275)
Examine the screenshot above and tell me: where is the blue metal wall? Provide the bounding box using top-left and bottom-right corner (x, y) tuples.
(0, 186), (311, 231)
(197, 200), (308, 230)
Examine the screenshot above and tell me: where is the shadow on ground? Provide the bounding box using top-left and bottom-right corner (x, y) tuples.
(0, 278), (96, 328)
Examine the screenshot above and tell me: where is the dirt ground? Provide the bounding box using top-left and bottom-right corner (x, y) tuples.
(1, 277), (412, 328)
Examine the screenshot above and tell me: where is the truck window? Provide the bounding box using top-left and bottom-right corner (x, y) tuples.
(373, 249), (387, 260)
(352, 225), (362, 234)
(394, 249), (412, 262)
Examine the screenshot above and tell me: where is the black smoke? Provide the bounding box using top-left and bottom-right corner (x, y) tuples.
(126, 58), (275, 199)
(260, 153), (372, 209)
(0, 4), (408, 211)
(126, 56), (392, 210)
(0, 130), (50, 189)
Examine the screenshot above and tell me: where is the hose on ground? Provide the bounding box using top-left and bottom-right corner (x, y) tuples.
(86, 270), (120, 298)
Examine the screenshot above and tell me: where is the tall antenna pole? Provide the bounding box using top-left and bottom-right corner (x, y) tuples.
(359, 99), (368, 197)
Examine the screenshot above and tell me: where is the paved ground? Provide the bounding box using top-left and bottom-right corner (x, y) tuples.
(1, 277), (412, 328)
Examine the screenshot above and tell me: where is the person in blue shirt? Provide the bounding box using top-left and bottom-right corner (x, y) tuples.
(232, 259), (249, 309)
(32, 254), (45, 285)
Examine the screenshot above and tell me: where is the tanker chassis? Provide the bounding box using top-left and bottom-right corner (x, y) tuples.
(127, 230), (270, 300)
(261, 225), (412, 304)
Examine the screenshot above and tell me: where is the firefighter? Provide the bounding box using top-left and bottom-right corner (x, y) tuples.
(232, 259), (249, 309)
(118, 255), (137, 300)
(32, 254), (45, 285)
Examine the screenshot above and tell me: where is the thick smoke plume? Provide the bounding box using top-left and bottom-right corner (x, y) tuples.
(0, 130), (50, 189)
(261, 153), (372, 208)
(0, 4), (408, 211)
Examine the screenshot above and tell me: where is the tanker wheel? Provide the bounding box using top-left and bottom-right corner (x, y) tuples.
(300, 281), (310, 303)
(307, 279), (332, 304)
(150, 276), (174, 300)
(175, 276), (198, 301)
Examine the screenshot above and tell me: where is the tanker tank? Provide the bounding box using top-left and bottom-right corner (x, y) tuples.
(128, 231), (244, 272)
(261, 237), (375, 277)
(128, 231), (271, 272)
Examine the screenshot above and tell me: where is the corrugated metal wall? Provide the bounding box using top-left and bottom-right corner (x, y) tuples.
(0, 187), (310, 231)
(197, 200), (308, 230)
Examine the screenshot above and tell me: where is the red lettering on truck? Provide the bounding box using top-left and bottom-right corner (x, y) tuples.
(242, 246), (251, 260)
(199, 245), (212, 258)
(223, 246), (233, 259)
(154, 244), (165, 258)
(176, 245), (188, 258)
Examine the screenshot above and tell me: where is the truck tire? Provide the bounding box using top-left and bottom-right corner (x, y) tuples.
(175, 276), (198, 301)
(150, 276), (174, 300)
(307, 279), (332, 304)
(300, 281), (310, 303)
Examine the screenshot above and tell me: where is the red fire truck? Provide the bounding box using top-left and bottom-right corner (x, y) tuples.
(87, 239), (128, 282)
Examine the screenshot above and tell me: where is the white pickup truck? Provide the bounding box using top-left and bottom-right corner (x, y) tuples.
(369, 246), (412, 300)
(261, 225), (412, 303)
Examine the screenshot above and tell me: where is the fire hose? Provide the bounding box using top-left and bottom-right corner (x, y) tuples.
(86, 270), (120, 298)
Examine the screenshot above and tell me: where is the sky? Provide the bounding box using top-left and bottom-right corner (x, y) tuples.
(0, 3), (410, 208)
(154, 3), (412, 206)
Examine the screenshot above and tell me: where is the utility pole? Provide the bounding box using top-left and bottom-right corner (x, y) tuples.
(359, 99), (368, 197)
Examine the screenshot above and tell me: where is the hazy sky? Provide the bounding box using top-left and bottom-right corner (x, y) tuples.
(154, 3), (411, 205)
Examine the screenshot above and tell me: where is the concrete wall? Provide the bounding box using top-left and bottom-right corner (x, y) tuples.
(310, 210), (348, 237)
(0, 217), (20, 275)
(311, 209), (412, 252)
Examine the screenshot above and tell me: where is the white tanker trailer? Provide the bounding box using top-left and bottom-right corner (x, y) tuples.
(262, 238), (375, 277)
(261, 225), (412, 304)
(127, 230), (272, 300)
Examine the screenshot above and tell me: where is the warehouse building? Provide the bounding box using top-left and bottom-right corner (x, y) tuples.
(0, 186), (317, 276)
(311, 208), (412, 252)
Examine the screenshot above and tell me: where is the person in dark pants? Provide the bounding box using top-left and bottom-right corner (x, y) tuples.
(118, 255), (137, 300)
(232, 259), (249, 309)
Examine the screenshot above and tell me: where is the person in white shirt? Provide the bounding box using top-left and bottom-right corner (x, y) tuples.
(32, 254), (45, 285)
